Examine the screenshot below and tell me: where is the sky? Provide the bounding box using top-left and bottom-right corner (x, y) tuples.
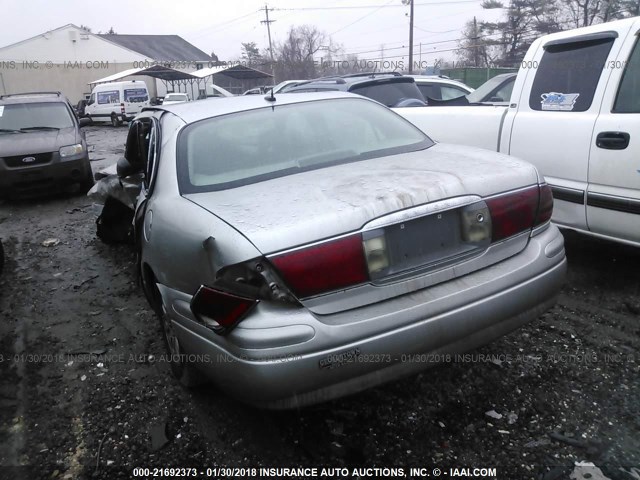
(0, 0), (504, 65)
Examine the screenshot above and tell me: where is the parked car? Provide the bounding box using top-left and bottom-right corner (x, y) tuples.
(287, 72), (426, 107)
(267, 80), (306, 94)
(120, 92), (566, 409)
(85, 80), (150, 127)
(397, 17), (640, 247)
(162, 93), (190, 105)
(407, 75), (473, 103)
(422, 73), (516, 107)
(74, 99), (88, 117)
(242, 86), (270, 95)
(0, 91), (93, 198)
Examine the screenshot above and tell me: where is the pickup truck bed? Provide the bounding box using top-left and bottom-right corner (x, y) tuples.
(396, 16), (640, 248)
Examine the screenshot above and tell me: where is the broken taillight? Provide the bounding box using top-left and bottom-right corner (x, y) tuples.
(269, 234), (369, 298)
(190, 286), (258, 335)
(486, 186), (539, 242)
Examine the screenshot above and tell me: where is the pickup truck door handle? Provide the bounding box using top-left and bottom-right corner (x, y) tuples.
(596, 131), (630, 150)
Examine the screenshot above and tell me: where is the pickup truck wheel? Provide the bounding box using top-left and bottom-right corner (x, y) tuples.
(111, 113), (121, 127)
(160, 311), (206, 387)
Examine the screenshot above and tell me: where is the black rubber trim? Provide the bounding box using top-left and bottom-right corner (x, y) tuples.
(551, 186), (584, 204)
(587, 192), (640, 215)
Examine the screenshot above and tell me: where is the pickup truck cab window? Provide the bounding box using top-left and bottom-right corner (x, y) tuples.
(529, 37), (615, 112)
(613, 37), (640, 113)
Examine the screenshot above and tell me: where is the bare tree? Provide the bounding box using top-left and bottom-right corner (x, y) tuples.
(273, 25), (328, 80)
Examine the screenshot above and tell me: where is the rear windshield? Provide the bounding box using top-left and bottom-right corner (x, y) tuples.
(0, 102), (74, 131)
(177, 97), (432, 193)
(349, 80), (425, 107)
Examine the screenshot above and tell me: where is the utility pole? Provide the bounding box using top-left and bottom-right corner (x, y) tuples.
(261, 4), (276, 84)
(408, 0), (414, 73)
(473, 16), (479, 67)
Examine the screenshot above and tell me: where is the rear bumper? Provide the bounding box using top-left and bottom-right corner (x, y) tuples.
(160, 225), (566, 409)
(0, 155), (91, 197)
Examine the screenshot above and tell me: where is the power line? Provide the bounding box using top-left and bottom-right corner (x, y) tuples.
(332, 16), (585, 60)
(187, 10), (260, 39)
(330, 0), (395, 35)
(272, 1), (480, 11)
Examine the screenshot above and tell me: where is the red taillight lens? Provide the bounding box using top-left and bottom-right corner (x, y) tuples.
(190, 286), (258, 335)
(269, 234), (369, 298)
(486, 186), (539, 242)
(535, 184), (553, 226)
(120, 103), (125, 113)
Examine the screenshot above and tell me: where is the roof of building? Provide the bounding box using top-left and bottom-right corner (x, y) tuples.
(98, 34), (212, 62)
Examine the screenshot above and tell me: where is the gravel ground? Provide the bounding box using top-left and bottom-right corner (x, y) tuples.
(0, 126), (638, 480)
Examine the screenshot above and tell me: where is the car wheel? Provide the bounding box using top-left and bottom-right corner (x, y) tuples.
(160, 310), (205, 387)
(140, 264), (205, 387)
(86, 115), (94, 125)
(111, 113), (121, 127)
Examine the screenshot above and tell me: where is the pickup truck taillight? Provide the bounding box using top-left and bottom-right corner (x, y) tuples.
(120, 103), (125, 113)
(486, 184), (553, 242)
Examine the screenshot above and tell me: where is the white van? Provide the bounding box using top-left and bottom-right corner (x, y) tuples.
(85, 80), (149, 127)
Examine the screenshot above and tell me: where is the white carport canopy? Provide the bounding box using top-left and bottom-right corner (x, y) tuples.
(88, 64), (273, 98)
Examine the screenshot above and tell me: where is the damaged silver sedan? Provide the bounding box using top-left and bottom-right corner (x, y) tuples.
(122, 92), (566, 409)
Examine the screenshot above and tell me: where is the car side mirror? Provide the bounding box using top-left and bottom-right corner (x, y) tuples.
(79, 118), (91, 127)
(117, 156), (142, 178)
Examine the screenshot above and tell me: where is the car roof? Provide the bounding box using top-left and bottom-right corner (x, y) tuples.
(0, 92), (70, 105)
(145, 91), (368, 123)
(286, 73), (417, 94)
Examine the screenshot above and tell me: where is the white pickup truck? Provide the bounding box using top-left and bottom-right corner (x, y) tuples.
(397, 17), (640, 247)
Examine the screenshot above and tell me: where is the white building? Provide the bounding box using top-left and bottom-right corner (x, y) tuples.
(0, 24), (213, 103)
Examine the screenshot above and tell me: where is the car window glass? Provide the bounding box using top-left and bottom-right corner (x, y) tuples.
(0, 102), (74, 130)
(178, 98), (432, 192)
(417, 84), (439, 100)
(529, 38), (614, 112)
(613, 38), (640, 113)
(490, 81), (514, 102)
(125, 119), (152, 168)
(144, 125), (157, 191)
(97, 90), (120, 104)
(350, 81), (425, 107)
(440, 85), (467, 100)
(124, 88), (149, 103)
